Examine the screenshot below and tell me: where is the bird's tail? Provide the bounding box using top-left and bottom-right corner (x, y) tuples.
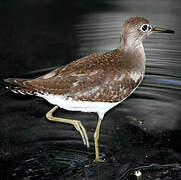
(3, 78), (35, 95)
(0, 75), (10, 95)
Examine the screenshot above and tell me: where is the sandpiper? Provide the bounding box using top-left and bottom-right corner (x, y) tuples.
(5, 16), (174, 162)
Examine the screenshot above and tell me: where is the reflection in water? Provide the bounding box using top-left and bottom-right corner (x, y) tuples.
(0, 0), (181, 179)
(147, 77), (181, 85)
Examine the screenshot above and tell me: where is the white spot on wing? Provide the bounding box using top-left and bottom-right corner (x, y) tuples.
(114, 75), (118, 81)
(119, 74), (126, 81)
(114, 74), (126, 81)
(130, 72), (141, 82)
(69, 70), (100, 78)
(109, 86), (113, 90)
(69, 73), (85, 77)
(75, 86), (100, 97)
(123, 89), (127, 95)
(89, 70), (99, 76)
(42, 71), (56, 79)
(72, 81), (79, 87)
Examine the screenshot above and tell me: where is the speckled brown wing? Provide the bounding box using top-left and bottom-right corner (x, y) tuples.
(25, 53), (107, 98)
(6, 49), (144, 102)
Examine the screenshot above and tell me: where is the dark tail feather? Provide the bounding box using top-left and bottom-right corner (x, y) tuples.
(0, 76), (10, 95)
(3, 78), (35, 95)
(4, 78), (27, 87)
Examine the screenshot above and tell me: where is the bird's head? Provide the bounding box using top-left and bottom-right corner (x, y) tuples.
(120, 16), (174, 49)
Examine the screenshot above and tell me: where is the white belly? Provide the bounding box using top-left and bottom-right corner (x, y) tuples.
(36, 93), (120, 119)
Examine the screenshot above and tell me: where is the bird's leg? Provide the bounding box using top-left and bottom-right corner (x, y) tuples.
(46, 105), (90, 148)
(94, 118), (104, 162)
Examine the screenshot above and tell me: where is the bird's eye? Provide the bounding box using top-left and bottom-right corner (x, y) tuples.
(141, 24), (148, 32)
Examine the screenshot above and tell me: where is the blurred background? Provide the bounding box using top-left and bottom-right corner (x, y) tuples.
(0, 0), (181, 179)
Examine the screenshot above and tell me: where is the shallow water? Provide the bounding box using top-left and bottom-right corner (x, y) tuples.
(0, 0), (181, 179)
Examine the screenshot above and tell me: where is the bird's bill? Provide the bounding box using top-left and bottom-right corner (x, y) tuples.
(152, 27), (175, 34)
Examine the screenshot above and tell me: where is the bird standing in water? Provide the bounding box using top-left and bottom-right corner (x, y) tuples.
(5, 16), (174, 162)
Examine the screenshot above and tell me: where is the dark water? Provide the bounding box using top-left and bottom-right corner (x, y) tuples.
(0, 0), (181, 179)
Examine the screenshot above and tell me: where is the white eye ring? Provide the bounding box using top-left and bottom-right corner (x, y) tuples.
(140, 24), (149, 32)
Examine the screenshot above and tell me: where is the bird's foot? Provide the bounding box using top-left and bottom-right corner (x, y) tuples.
(93, 157), (105, 163)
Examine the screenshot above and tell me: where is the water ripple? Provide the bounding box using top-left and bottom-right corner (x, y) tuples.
(146, 77), (181, 86)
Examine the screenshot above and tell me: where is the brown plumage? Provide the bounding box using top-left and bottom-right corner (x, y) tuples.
(6, 47), (144, 102)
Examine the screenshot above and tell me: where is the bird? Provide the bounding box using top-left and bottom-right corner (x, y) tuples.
(4, 16), (174, 162)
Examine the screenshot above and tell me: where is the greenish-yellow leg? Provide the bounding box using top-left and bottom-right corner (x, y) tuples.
(46, 105), (90, 148)
(94, 118), (104, 162)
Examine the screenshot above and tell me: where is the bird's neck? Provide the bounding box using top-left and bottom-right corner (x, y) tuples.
(120, 36), (146, 62)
